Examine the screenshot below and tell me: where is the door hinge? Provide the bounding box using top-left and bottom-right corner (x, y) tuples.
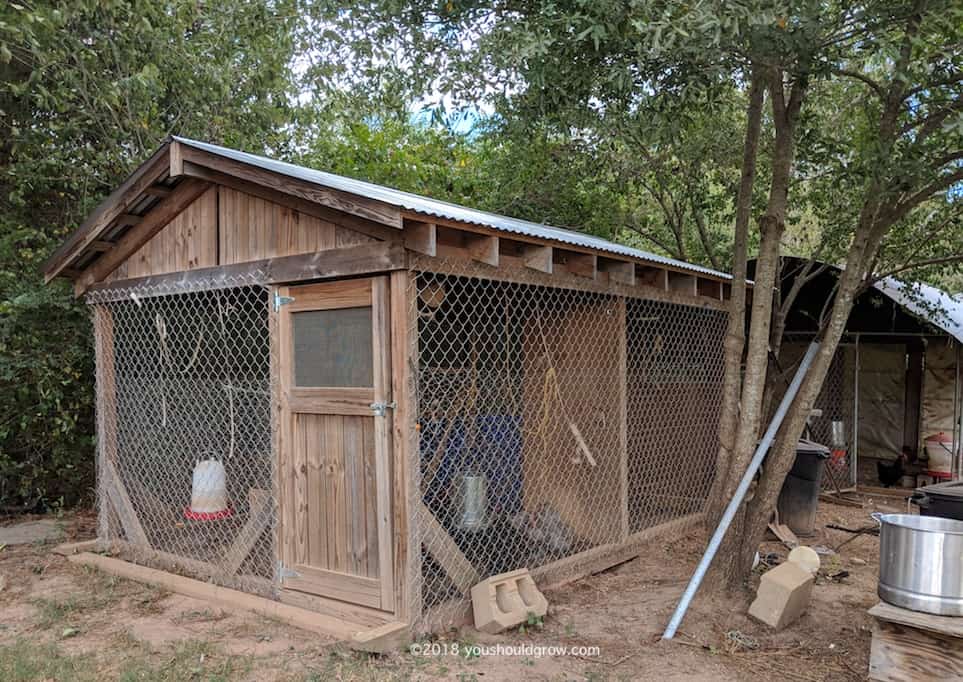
(278, 561), (300, 580)
(369, 401), (397, 417)
(273, 290), (295, 312)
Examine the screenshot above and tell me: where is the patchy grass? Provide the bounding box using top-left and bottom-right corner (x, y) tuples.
(31, 594), (104, 629)
(0, 640), (97, 682)
(29, 567), (169, 630)
(0, 637), (255, 682)
(116, 639), (252, 682)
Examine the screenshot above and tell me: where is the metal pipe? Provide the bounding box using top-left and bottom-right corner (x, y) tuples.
(662, 341), (821, 640)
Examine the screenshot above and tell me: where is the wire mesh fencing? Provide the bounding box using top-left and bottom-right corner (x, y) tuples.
(90, 283), (276, 598)
(409, 261), (728, 628)
(778, 338), (857, 491)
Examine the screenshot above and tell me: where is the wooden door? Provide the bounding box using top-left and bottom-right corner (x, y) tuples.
(277, 277), (394, 611)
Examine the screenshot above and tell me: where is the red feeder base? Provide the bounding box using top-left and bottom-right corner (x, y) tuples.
(183, 507), (233, 521)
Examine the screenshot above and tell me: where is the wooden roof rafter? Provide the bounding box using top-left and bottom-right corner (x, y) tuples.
(43, 140), (174, 283)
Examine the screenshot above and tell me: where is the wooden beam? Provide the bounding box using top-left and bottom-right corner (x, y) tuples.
(869, 601), (963, 638)
(67, 552), (383, 643)
(169, 139), (184, 177)
(75, 179), (212, 294)
(86, 241), (407, 300)
(280, 587), (396, 629)
(102, 458), (150, 547)
(464, 233), (499, 266)
(599, 258), (635, 286)
(220, 488), (272, 575)
(404, 221), (436, 256)
(870, 604), (963, 681)
(352, 621), (411, 654)
(143, 184), (172, 198)
(179, 144), (403, 229)
(422, 256), (728, 311)
(533, 512), (703, 590)
(116, 214), (143, 227)
(521, 244), (553, 274)
(93, 307), (118, 544)
(182, 161), (401, 244)
(417, 502), (480, 594)
(43, 141), (172, 281)
(390, 270), (421, 621)
(89, 240), (115, 253)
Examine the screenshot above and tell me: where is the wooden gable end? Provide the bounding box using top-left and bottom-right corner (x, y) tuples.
(107, 185), (377, 283)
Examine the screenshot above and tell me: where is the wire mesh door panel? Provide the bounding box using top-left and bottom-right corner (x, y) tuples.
(276, 278), (394, 611)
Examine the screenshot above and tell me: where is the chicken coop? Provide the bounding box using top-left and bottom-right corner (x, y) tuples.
(44, 137), (735, 640)
(758, 257), (963, 493)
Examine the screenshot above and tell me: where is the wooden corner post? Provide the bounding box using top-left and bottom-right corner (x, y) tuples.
(390, 270), (422, 622)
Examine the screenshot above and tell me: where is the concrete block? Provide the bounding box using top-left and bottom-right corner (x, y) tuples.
(471, 568), (548, 634)
(748, 561), (814, 630)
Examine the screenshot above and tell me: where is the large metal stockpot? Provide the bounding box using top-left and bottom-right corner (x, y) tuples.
(875, 512), (963, 616)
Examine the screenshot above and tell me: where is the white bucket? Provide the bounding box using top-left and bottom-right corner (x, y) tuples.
(190, 459), (229, 513)
(924, 433), (955, 476)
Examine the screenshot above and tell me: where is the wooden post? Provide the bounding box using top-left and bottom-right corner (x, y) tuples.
(390, 270), (422, 621)
(269, 289), (287, 591)
(93, 306), (151, 547)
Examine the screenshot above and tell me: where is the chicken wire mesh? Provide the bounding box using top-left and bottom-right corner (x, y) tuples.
(778, 338), (857, 491)
(409, 260), (728, 628)
(89, 283), (276, 598)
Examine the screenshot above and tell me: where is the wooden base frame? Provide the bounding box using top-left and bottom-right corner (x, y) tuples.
(67, 552), (409, 649)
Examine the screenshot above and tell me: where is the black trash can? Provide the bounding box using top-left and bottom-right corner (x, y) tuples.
(776, 439), (831, 537)
(911, 480), (963, 521)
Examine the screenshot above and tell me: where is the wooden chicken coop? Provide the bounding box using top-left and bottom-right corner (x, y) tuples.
(44, 137), (735, 643)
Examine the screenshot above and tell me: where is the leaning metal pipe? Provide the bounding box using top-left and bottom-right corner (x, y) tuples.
(662, 341), (821, 640)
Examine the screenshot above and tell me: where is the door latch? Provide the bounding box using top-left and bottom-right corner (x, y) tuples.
(369, 401), (397, 417)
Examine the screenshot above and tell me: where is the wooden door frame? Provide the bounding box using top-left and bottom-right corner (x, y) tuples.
(275, 276), (394, 611)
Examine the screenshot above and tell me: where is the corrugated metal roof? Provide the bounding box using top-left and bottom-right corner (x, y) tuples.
(174, 136), (734, 280)
(875, 278), (963, 344)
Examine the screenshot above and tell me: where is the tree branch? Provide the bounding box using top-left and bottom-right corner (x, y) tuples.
(893, 167), (963, 222)
(903, 70), (963, 99)
(690, 196), (722, 271)
(833, 68), (885, 100)
(870, 254), (963, 284)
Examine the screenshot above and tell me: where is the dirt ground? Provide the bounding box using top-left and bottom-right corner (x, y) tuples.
(0, 492), (908, 681)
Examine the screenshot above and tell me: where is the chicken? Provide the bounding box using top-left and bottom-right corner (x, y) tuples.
(877, 452), (908, 487)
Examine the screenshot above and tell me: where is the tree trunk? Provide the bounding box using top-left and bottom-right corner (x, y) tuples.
(706, 68), (764, 525)
(736, 210), (891, 576)
(710, 67), (807, 589)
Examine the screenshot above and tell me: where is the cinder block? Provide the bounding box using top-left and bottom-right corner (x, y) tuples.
(471, 568), (548, 634)
(748, 561), (814, 630)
